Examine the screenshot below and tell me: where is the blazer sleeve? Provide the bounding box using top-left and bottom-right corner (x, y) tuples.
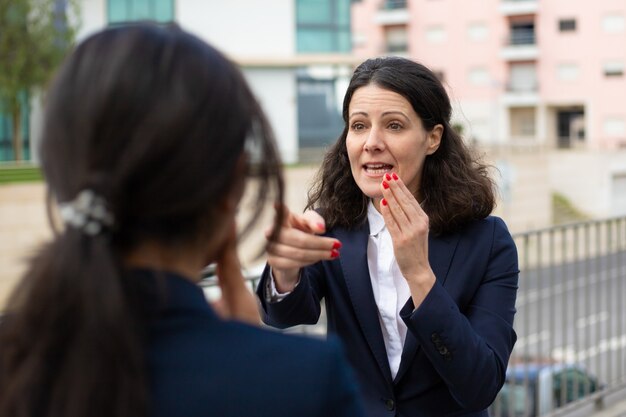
(256, 262), (327, 328)
(400, 216), (519, 411)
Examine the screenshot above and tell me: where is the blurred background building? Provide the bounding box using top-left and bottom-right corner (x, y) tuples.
(1, 0), (626, 226)
(352, 0), (626, 150)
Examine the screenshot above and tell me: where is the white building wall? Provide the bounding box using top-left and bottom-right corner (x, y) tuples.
(76, 0), (107, 40)
(243, 68), (298, 164)
(548, 151), (626, 219)
(70, 0), (299, 164)
(180, 0), (295, 59)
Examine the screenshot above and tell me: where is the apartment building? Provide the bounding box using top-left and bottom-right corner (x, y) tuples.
(351, 0), (626, 150)
(2, 0), (357, 164)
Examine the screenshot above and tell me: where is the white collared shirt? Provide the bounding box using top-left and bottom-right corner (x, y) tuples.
(366, 201), (411, 379)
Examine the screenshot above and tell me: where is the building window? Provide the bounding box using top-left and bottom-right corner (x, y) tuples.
(468, 67), (490, 86)
(604, 61), (624, 77)
(557, 63), (579, 81)
(509, 22), (535, 45)
(381, 0), (407, 9)
(510, 107), (536, 137)
(559, 18), (576, 32)
(509, 63), (537, 92)
(297, 74), (344, 149)
(602, 14), (625, 33)
(0, 92), (31, 162)
(557, 109), (585, 148)
(425, 26), (446, 43)
(385, 26), (408, 53)
(467, 22), (488, 42)
(107, 0), (174, 24)
(297, 0), (351, 53)
(604, 118), (626, 137)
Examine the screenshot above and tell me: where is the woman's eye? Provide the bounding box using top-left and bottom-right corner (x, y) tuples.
(351, 122), (365, 131)
(389, 122), (402, 130)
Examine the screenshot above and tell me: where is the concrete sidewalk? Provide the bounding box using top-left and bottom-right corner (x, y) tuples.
(0, 183), (51, 309)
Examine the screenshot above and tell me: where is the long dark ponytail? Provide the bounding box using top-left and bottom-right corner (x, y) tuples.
(0, 24), (284, 417)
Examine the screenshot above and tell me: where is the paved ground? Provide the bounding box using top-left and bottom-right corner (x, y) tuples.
(0, 183), (51, 309)
(0, 165), (319, 311)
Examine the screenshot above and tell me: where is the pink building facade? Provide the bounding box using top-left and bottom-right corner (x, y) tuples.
(351, 0), (626, 149)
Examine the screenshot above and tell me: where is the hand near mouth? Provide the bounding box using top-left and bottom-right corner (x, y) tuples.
(380, 172), (436, 309)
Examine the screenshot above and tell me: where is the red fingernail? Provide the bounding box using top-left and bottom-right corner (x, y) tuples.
(317, 222), (325, 231)
(331, 249), (340, 258)
(382, 181), (389, 189)
(392, 173), (399, 180)
(332, 241), (342, 250)
(382, 198), (388, 206)
(385, 173), (392, 181)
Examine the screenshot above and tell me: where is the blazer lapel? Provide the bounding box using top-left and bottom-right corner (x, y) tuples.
(393, 232), (460, 384)
(335, 224), (394, 385)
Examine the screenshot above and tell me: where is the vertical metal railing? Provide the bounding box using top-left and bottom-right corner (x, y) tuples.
(491, 216), (626, 416)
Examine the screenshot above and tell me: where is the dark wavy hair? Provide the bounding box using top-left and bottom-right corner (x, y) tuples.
(0, 24), (283, 417)
(306, 56), (495, 235)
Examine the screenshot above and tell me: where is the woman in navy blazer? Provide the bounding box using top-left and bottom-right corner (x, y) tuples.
(258, 57), (519, 416)
(0, 24), (365, 417)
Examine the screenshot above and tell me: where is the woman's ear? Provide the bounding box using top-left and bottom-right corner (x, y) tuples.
(426, 124), (443, 155)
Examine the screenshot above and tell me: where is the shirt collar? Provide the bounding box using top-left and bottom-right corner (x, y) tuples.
(367, 200), (386, 237)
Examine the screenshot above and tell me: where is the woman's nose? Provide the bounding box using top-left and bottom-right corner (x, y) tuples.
(363, 127), (385, 151)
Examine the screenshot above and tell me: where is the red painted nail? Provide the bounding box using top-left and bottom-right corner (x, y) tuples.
(382, 181), (389, 189)
(382, 198), (388, 206)
(392, 173), (399, 180)
(330, 249), (340, 258)
(385, 173), (392, 181)
(317, 222), (326, 231)
(332, 241), (342, 250)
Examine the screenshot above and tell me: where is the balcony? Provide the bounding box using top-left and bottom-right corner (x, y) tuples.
(375, 0), (409, 25)
(383, 42), (409, 57)
(501, 28), (538, 61)
(502, 83), (539, 106)
(499, 0), (538, 16)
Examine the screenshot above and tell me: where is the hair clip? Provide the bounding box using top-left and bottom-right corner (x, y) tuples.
(58, 189), (114, 236)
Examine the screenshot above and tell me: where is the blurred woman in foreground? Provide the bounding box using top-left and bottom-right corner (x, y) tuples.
(0, 24), (364, 417)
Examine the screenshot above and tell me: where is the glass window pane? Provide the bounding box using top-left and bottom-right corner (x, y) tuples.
(337, 30), (351, 52)
(297, 0), (331, 25)
(108, 0), (173, 23)
(131, 0), (152, 20)
(108, 0), (127, 23)
(298, 29), (335, 53)
(336, 0), (351, 25)
(154, 0), (174, 21)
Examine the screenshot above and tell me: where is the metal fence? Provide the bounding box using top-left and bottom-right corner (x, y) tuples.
(201, 216), (626, 416)
(491, 216), (626, 417)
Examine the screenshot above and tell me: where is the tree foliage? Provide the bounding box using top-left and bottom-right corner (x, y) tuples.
(0, 0), (80, 161)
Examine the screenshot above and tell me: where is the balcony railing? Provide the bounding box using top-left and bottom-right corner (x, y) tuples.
(385, 43), (408, 53)
(508, 29), (536, 45)
(381, 0), (407, 10)
(507, 81), (539, 92)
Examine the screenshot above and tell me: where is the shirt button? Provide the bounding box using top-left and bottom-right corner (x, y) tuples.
(385, 398), (395, 411)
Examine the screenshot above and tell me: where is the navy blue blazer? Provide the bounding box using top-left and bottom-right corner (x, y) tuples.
(257, 216), (519, 417)
(135, 269), (365, 417)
